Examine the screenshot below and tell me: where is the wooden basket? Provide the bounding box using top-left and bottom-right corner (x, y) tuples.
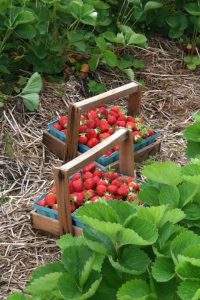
(31, 128), (135, 236)
(43, 81), (161, 164)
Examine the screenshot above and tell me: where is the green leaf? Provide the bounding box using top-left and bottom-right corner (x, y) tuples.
(143, 162), (182, 186)
(161, 208), (185, 225)
(177, 280), (200, 300)
(107, 201), (138, 225)
(176, 260), (200, 280)
(21, 93), (39, 112)
(57, 234), (86, 252)
(89, 55), (101, 71)
(123, 68), (135, 80)
(182, 163), (200, 176)
(109, 245), (150, 275)
(185, 123), (200, 142)
(88, 80), (106, 95)
(187, 141), (200, 158)
(178, 181), (198, 208)
(159, 185), (180, 208)
(184, 203), (200, 221)
(117, 279), (154, 300)
(15, 24), (36, 39)
(27, 272), (61, 296)
(167, 14), (188, 31)
(7, 293), (27, 300)
(128, 33), (147, 46)
(31, 262), (65, 281)
(136, 205), (167, 227)
(102, 50), (118, 67)
(152, 257), (175, 282)
(0, 0), (11, 13)
(69, 2), (97, 26)
(139, 185), (160, 206)
(21, 72), (42, 95)
(144, 1), (163, 12)
(185, 3), (200, 16)
(14, 10), (36, 27)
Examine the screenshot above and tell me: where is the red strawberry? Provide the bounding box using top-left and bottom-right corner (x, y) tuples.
(87, 119), (96, 129)
(45, 193), (57, 206)
(53, 123), (62, 131)
(98, 106), (108, 117)
(38, 199), (46, 206)
(104, 194), (113, 201)
(91, 195), (99, 202)
(110, 111), (119, 118)
(111, 106), (122, 114)
(59, 116), (68, 128)
(132, 131), (142, 142)
(72, 179), (83, 192)
(84, 189), (95, 200)
(108, 115), (117, 126)
(107, 184), (118, 194)
(93, 169), (103, 178)
(117, 184), (129, 197)
(98, 179), (108, 186)
(83, 163), (96, 173)
(87, 137), (99, 148)
(72, 173), (81, 181)
(117, 120), (126, 127)
(112, 179), (123, 187)
(104, 171), (119, 181)
(93, 175), (101, 185)
(99, 132), (111, 140)
(127, 116), (135, 122)
(86, 129), (98, 139)
(83, 171), (93, 180)
(99, 119), (110, 132)
(97, 184), (107, 196)
(129, 181), (140, 191)
(87, 110), (98, 119)
(84, 178), (96, 190)
(79, 134), (88, 144)
(69, 181), (75, 193)
(126, 122), (136, 130)
(104, 150), (113, 157)
(79, 124), (87, 133)
(73, 192), (85, 206)
(148, 130), (155, 136)
(118, 115), (127, 122)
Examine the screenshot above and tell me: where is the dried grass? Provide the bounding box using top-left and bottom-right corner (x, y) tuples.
(1, 38), (200, 299)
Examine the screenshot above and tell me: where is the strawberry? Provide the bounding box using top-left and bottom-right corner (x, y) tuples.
(86, 129), (98, 139)
(108, 115), (117, 125)
(98, 106), (108, 117)
(148, 129), (155, 136)
(118, 114), (127, 122)
(84, 178), (96, 190)
(127, 193), (137, 202)
(87, 119), (96, 129)
(83, 163), (96, 173)
(93, 175), (101, 185)
(126, 121), (136, 130)
(91, 195), (99, 202)
(117, 184), (129, 197)
(104, 171), (119, 181)
(73, 192), (85, 206)
(132, 131), (142, 142)
(99, 119), (110, 132)
(104, 150), (113, 157)
(83, 171), (93, 180)
(93, 169), (103, 177)
(52, 204), (58, 210)
(104, 194), (113, 201)
(98, 179), (108, 186)
(129, 181), (140, 191)
(38, 199), (46, 206)
(53, 123), (62, 131)
(111, 106), (122, 114)
(116, 120), (126, 127)
(68, 203), (76, 213)
(72, 179), (83, 192)
(112, 179), (123, 187)
(99, 132), (111, 140)
(45, 193), (57, 206)
(97, 184), (107, 196)
(87, 137), (99, 148)
(84, 189), (95, 200)
(107, 184), (118, 194)
(69, 181), (75, 193)
(59, 116), (68, 128)
(127, 116), (135, 122)
(79, 134), (88, 144)
(87, 110), (98, 119)
(79, 124), (87, 133)
(72, 173), (81, 181)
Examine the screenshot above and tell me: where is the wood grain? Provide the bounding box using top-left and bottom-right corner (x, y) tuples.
(128, 89), (141, 116)
(119, 130), (135, 176)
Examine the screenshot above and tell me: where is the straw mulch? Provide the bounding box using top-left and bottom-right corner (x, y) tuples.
(1, 38), (200, 299)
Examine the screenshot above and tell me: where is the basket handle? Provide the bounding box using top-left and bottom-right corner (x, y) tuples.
(54, 128), (134, 235)
(65, 81), (141, 162)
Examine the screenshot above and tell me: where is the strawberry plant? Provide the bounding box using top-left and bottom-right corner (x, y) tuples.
(184, 113), (200, 158)
(8, 200), (200, 300)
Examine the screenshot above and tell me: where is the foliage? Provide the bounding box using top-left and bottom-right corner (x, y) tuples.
(8, 199), (200, 300)
(184, 114), (200, 158)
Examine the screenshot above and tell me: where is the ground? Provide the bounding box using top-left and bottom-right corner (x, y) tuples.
(1, 38), (200, 299)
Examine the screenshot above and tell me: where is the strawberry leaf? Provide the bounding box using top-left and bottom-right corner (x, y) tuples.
(177, 280), (200, 300)
(159, 185), (180, 208)
(152, 257), (175, 282)
(117, 279), (154, 300)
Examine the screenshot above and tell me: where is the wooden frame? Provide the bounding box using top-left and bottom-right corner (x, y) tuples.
(32, 128), (134, 236)
(65, 81), (141, 162)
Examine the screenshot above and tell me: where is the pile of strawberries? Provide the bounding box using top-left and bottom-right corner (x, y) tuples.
(37, 163), (140, 213)
(53, 105), (155, 157)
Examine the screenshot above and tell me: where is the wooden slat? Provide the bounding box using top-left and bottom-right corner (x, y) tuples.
(59, 128), (129, 176)
(119, 130), (135, 176)
(43, 132), (66, 160)
(54, 168), (73, 234)
(75, 82), (139, 112)
(128, 89), (141, 116)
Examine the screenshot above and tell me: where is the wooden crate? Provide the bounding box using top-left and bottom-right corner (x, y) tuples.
(32, 128), (135, 236)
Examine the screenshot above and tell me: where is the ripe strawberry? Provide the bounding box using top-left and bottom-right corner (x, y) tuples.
(110, 110), (119, 118)
(79, 124), (87, 133)
(98, 179), (108, 186)
(107, 184), (118, 194)
(84, 178), (96, 190)
(132, 131), (142, 142)
(97, 184), (107, 196)
(52, 204), (58, 210)
(104, 171), (119, 181)
(87, 119), (96, 129)
(45, 193), (57, 206)
(38, 199), (46, 206)
(98, 106), (108, 117)
(99, 119), (110, 132)
(83, 163), (96, 173)
(69, 181), (75, 193)
(129, 181), (140, 191)
(117, 120), (126, 127)
(87, 110), (98, 119)
(72, 179), (83, 192)
(118, 114), (127, 122)
(84, 189), (95, 200)
(99, 132), (111, 140)
(72, 173), (81, 181)
(59, 116), (68, 128)
(127, 116), (135, 122)
(83, 171), (93, 180)
(104, 194), (113, 201)
(117, 184), (129, 197)
(104, 150), (113, 157)
(112, 179), (123, 187)
(111, 106), (122, 114)
(86, 129), (98, 139)
(93, 175), (101, 185)
(93, 169), (103, 177)
(91, 195), (99, 202)
(87, 137), (99, 148)
(79, 134), (88, 144)
(126, 122), (136, 130)
(108, 115), (117, 126)
(73, 192), (85, 206)
(53, 123), (62, 131)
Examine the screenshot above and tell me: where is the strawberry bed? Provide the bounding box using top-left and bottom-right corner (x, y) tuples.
(48, 105), (160, 166)
(33, 163), (140, 228)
